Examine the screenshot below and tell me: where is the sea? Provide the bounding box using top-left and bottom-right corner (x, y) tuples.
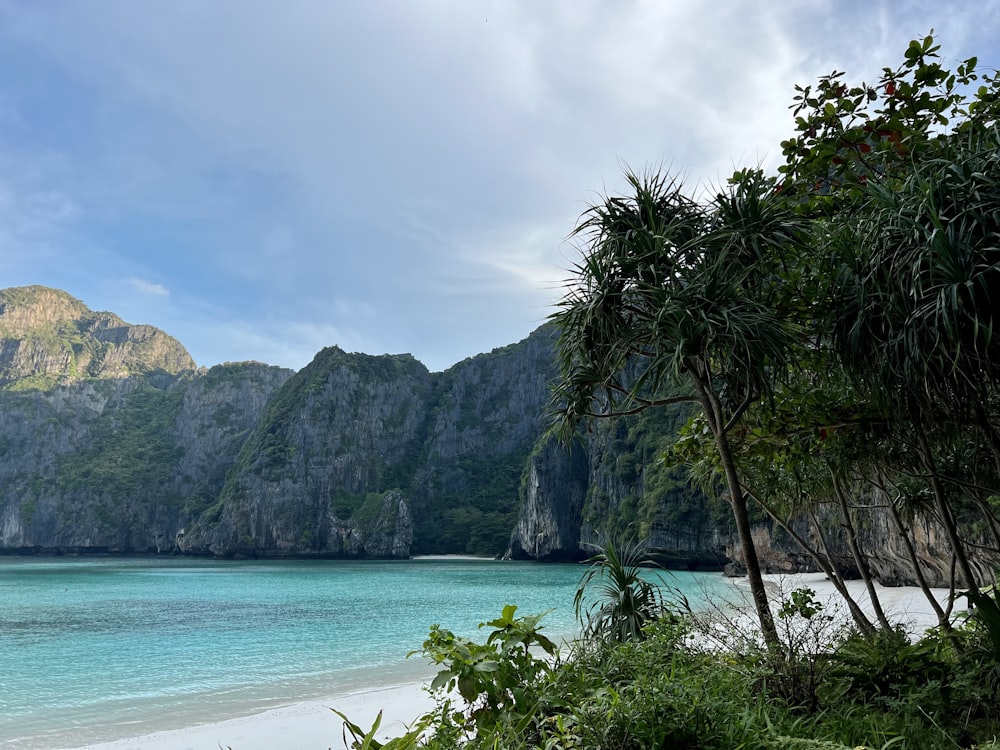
(0, 555), (734, 749)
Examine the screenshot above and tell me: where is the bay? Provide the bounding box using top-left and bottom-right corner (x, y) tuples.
(0, 556), (732, 749)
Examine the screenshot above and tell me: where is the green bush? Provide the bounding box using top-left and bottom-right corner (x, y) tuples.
(573, 534), (684, 643)
(337, 605), (1000, 750)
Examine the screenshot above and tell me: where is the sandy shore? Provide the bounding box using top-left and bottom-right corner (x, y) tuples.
(62, 681), (437, 750)
(759, 570), (955, 635)
(62, 572), (958, 750)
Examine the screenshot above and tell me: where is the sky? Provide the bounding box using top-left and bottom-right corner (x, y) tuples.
(1, 1), (998, 373)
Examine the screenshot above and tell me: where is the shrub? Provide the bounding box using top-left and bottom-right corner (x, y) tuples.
(573, 533), (684, 643)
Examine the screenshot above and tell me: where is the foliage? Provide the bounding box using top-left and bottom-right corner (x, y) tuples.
(549, 166), (807, 434)
(963, 585), (1000, 658)
(55, 379), (185, 509)
(413, 605), (559, 742)
(825, 626), (953, 705)
(552, 29), (1000, 648)
(778, 32), (998, 200)
(358, 595), (1000, 750)
(413, 451), (529, 556)
(573, 533), (677, 642)
(331, 707), (430, 750)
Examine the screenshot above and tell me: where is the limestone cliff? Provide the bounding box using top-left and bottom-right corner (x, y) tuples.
(506, 405), (730, 569)
(183, 347), (431, 557)
(0, 286), (561, 558)
(0, 286), (196, 387)
(0, 363), (293, 553)
(2, 285), (994, 580)
(409, 326), (560, 553)
(506, 436), (589, 561)
(182, 325), (561, 556)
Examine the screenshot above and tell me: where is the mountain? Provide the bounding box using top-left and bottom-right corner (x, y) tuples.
(1, 285), (992, 586)
(0, 286), (196, 388)
(0, 286), (568, 558)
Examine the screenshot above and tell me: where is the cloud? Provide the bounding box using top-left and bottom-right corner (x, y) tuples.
(182, 316), (385, 373)
(126, 278), (169, 298)
(0, 1), (998, 371)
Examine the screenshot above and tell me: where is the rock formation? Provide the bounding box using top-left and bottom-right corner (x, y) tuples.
(1, 285), (996, 583)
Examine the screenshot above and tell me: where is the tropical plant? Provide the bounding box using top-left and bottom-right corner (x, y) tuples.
(963, 585), (1000, 658)
(821, 125), (1000, 593)
(573, 534), (677, 642)
(551, 167), (811, 648)
(416, 605), (558, 736)
(331, 707), (429, 750)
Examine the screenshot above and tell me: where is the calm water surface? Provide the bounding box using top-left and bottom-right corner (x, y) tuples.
(0, 556), (731, 749)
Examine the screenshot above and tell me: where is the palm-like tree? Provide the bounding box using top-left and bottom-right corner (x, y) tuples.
(552, 168), (810, 648)
(826, 126), (1000, 592)
(573, 534), (666, 642)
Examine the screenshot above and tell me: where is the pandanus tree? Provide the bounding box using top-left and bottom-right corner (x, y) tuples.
(825, 126), (1000, 592)
(775, 32), (1000, 594)
(550, 168), (810, 648)
(573, 534), (667, 643)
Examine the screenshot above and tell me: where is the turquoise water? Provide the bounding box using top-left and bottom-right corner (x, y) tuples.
(0, 556), (731, 749)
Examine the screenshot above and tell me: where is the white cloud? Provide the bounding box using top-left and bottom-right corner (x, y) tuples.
(126, 278), (169, 298)
(1, 1), (998, 370)
(184, 317), (384, 373)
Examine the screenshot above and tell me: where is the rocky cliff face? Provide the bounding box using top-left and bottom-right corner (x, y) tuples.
(182, 326), (562, 556)
(2, 285), (994, 581)
(408, 327), (560, 552)
(0, 286), (196, 386)
(183, 347), (432, 557)
(0, 287), (562, 558)
(0, 363), (294, 553)
(506, 405), (730, 568)
(506, 436), (589, 561)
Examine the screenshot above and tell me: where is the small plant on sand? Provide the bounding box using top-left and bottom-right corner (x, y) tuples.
(573, 533), (681, 642)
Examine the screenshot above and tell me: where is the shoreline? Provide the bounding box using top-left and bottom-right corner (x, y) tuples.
(56, 571), (957, 750)
(758, 570), (954, 635)
(60, 680), (437, 750)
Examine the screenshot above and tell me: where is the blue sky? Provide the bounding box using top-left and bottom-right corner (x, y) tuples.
(1, 1), (998, 372)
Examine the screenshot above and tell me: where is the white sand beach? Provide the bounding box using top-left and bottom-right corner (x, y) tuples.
(63, 681), (437, 750)
(63, 572), (959, 750)
(758, 570), (955, 635)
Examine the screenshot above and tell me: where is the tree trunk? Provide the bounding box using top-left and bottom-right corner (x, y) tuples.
(693, 376), (780, 649)
(829, 470), (892, 630)
(879, 480), (951, 630)
(913, 419), (981, 593)
(748, 487), (877, 635)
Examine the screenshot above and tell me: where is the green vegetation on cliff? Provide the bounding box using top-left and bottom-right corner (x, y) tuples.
(56, 379), (185, 505)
